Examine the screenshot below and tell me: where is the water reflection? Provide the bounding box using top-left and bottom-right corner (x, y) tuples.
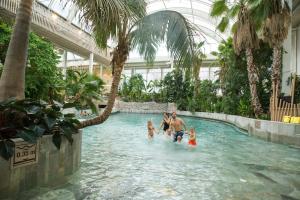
(20, 113), (300, 200)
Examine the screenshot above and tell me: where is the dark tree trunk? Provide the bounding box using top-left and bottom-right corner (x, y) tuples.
(246, 48), (262, 118)
(79, 39), (129, 128)
(271, 47), (282, 98)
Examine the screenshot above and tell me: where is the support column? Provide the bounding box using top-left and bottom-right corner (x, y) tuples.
(161, 68), (164, 80)
(281, 0), (293, 95)
(62, 50), (67, 79)
(100, 65), (103, 78)
(89, 53), (94, 74)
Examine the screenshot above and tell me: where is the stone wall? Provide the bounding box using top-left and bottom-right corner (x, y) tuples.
(114, 101), (176, 113)
(0, 131), (82, 199)
(114, 101), (300, 147)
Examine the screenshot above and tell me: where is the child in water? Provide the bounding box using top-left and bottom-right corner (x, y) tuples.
(147, 120), (156, 139)
(188, 128), (197, 146)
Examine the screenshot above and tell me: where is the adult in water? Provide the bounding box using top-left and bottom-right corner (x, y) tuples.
(159, 112), (171, 135)
(170, 112), (187, 142)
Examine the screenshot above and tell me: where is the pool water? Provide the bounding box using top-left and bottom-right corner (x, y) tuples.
(21, 113), (300, 200)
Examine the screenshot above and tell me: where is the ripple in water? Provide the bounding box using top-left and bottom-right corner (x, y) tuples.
(19, 113), (300, 200)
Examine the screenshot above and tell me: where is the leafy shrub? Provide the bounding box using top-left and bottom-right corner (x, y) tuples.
(65, 70), (104, 114)
(0, 19), (62, 102)
(119, 74), (147, 102)
(0, 99), (80, 160)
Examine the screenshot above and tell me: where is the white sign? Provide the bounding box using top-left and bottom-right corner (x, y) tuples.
(11, 139), (39, 169)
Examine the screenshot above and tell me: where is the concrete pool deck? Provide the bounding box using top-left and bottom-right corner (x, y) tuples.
(114, 101), (300, 147)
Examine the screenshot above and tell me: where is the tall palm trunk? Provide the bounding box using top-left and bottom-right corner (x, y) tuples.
(0, 0), (33, 101)
(80, 39), (129, 128)
(194, 78), (200, 97)
(246, 48), (262, 118)
(193, 64), (201, 97)
(271, 46), (282, 98)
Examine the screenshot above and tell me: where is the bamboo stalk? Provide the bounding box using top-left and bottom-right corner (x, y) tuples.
(278, 105), (282, 122)
(287, 103), (292, 117)
(276, 99), (282, 121)
(274, 96), (276, 120)
(280, 100), (286, 122)
(270, 97), (274, 121)
(274, 97), (277, 121)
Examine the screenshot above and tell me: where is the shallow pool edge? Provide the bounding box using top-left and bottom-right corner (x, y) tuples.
(114, 101), (300, 148)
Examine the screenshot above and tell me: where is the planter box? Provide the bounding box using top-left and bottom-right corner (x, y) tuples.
(0, 130), (82, 199)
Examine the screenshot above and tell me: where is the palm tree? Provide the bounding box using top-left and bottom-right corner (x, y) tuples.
(192, 42), (206, 97)
(234, 4), (262, 117)
(0, 0), (195, 128)
(0, 0), (34, 101)
(80, 2), (196, 128)
(251, 0), (291, 98)
(211, 0), (262, 117)
(0, 0), (130, 102)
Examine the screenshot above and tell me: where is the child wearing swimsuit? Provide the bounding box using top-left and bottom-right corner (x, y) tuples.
(188, 128), (197, 146)
(147, 120), (156, 139)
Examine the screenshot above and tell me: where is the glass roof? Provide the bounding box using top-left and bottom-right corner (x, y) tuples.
(37, 0), (226, 57)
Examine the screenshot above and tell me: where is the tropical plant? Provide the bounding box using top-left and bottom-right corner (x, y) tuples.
(25, 33), (62, 101)
(192, 41), (206, 97)
(0, 0), (196, 128)
(211, 0), (292, 110)
(0, 98), (80, 160)
(0, 19), (11, 64)
(119, 74), (164, 102)
(234, 4), (263, 117)
(160, 69), (194, 110)
(211, 0), (262, 117)
(80, 1), (196, 128)
(65, 70), (105, 114)
(213, 37), (273, 117)
(146, 79), (163, 102)
(0, 19), (63, 102)
(119, 74), (146, 102)
(189, 80), (219, 113)
(251, 0), (291, 98)
(0, 0), (134, 124)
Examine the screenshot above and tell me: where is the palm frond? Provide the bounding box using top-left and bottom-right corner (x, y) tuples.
(124, 0), (146, 22)
(130, 10), (196, 67)
(217, 17), (229, 32)
(229, 4), (241, 17)
(233, 5), (259, 54)
(72, 0), (134, 48)
(210, 0), (228, 17)
(261, 0), (291, 47)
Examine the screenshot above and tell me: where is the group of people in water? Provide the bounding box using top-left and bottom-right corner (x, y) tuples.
(147, 111), (197, 146)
